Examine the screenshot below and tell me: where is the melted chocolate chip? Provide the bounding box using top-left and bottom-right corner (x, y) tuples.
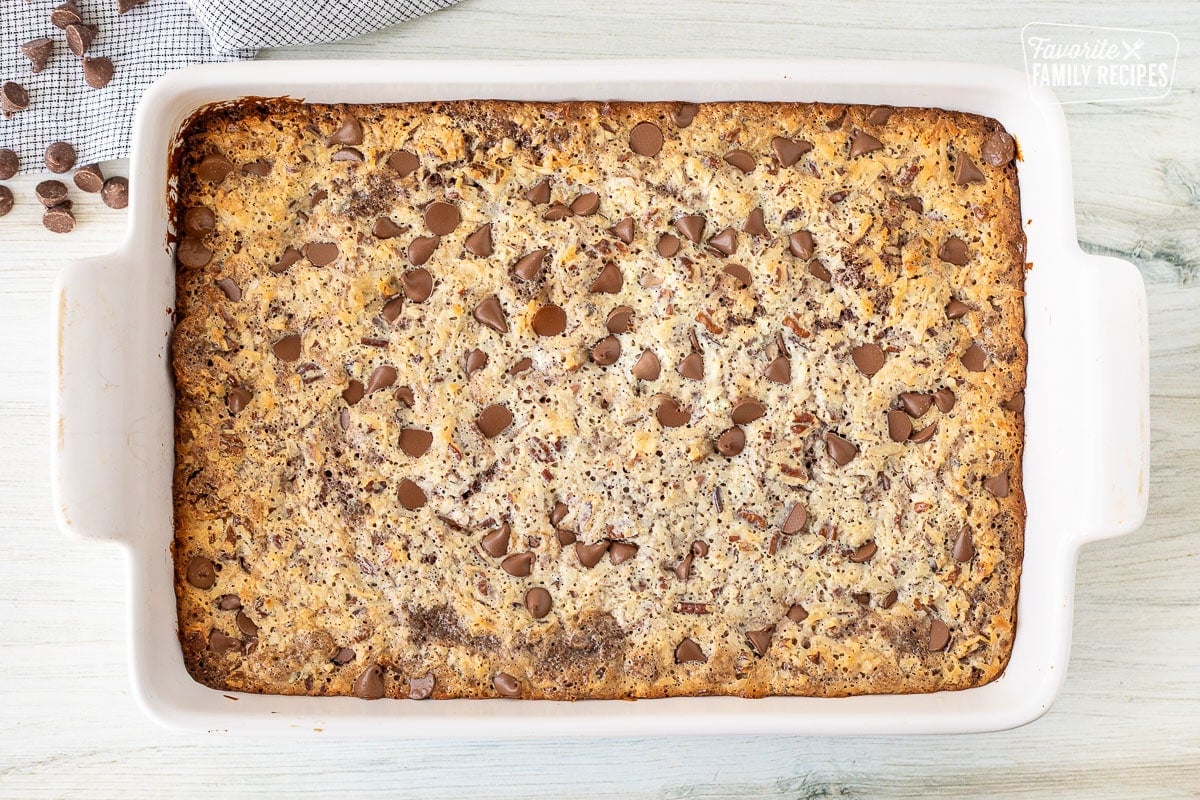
(512, 249), (548, 281)
(399, 428), (433, 457)
(609, 217), (635, 243)
(900, 392), (933, 417)
(945, 299), (969, 319)
(177, 237), (212, 268)
(723, 149), (755, 173)
(606, 306), (634, 334)
(524, 178), (551, 205)
(591, 336), (621, 366)
(909, 421), (938, 443)
(743, 207), (768, 237)
(887, 409), (912, 442)
(464, 223), (493, 256)
(407, 235), (440, 267)
(707, 227), (738, 256)
(722, 263), (753, 288)
(381, 295), (404, 323)
(763, 355), (791, 384)
(216, 594), (242, 611)
(934, 387), (956, 413)
(716, 427), (746, 457)
(501, 552), (534, 577)
(631, 349), (660, 380)
(332, 647), (355, 665)
(570, 192), (600, 216)
(196, 155), (235, 183)
(938, 237), (970, 266)
(342, 380), (365, 405)
(575, 540), (610, 568)
(409, 673), (435, 700)
(674, 638), (707, 664)
(272, 334), (302, 362)
(1003, 391), (1025, 413)
(629, 121), (663, 157)
(786, 604), (809, 623)
(235, 610), (258, 637)
(781, 504), (807, 535)
(788, 230), (815, 260)
(608, 541), (639, 565)
(209, 630), (240, 654)
(655, 397), (690, 428)
(493, 672), (521, 697)
(731, 398), (765, 425)
(304, 241), (339, 266)
(525, 587), (552, 618)
(388, 149), (419, 177)
(226, 386), (252, 414)
(397, 478), (427, 510)
(677, 352), (704, 381)
(867, 106), (895, 125)
(851, 343), (886, 377)
(824, 432), (858, 466)
(402, 268), (434, 302)
(954, 155), (985, 185)
(746, 626), (775, 656)
(848, 130), (883, 158)
(472, 295), (508, 333)
(353, 664), (385, 699)
(809, 260), (832, 282)
(656, 234), (680, 257)
(772, 136), (813, 167)
(327, 114), (363, 146)
(589, 262), (623, 294)
(373, 217), (406, 239)
(476, 404), (513, 439)
(183, 206), (216, 237)
(961, 343), (988, 372)
(849, 541), (877, 563)
(481, 524), (511, 558)
(532, 305), (567, 336)
(953, 526), (975, 562)
(982, 130), (1017, 166)
(465, 349), (488, 376)
(929, 619), (950, 652)
(185, 555), (216, 589)
(366, 365), (397, 394)
(424, 201), (460, 235)
(672, 103), (699, 127)
(984, 468), (1011, 498)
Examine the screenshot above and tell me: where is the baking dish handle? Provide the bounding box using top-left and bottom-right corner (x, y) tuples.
(51, 251), (130, 542)
(1078, 253), (1150, 544)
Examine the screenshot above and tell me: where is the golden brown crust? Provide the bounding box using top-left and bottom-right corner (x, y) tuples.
(172, 99), (1025, 700)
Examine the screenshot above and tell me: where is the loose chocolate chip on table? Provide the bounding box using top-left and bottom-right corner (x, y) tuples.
(481, 524), (511, 558)
(787, 604), (809, 623)
(100, 176), (128, 209)
(716, 427), (746, 457)
(465, 348), (488, 376)
(1, 82), (31, 117)
(788, 230), (815, 259)
(476, 404), (513, 439)
(723, 149), (755, 174)
(51, 1), (83, 28)
(899, 392), (932, 418)
(781, 503), (807, 535)
(388, 149), (419, 177)
(809, 260), (832, 282)
(215, 278), (241, 302)
(868, 106), (895, 125)
(216, 594), (242, 611)
(0, 149), (18, 179)
(235, 611), (258, 638)
(65, 23), (94, 56)
(746, 626), (775, 656)
(407, 235), (440, 267)
(424, 201), (460, 235)
(353, 664), (385, 699)
(824, 432), (858, 466)
(656, 233), (680, 257)
(43, 204), (75, 233)
(342, 380), (364, 405)
(524, 177), (551, 205)
(332, 647), (356, 665)
(473, 295), (508, 333)
(851, 343), (886, 377)
(591, 335), (621, 366)
(849, 540), (877, 563)
(493, 673), (521, 697)
(397, 478), (427, 510)
(1003, 391), (1025, 412)
(73, 164), (104, 193)
(409, 673), (435, 700)
(272, 334), (302, 362)
(225, 386), (251, 414)
(185, 555), (217, 589)
(984, 468), (1011, 498)
(731, 398), (765, 425)
(570, 192), (600, 216)
(501, 552), (534, 577)
(961, 342), (988, 372)
(606, 306), (634, 334)
(743, 207), (768, 237)
(464, 223), (493, 256)
(981, 130), (1017, 166)
(373, 217), (405, 239)
(887, 409), (912, 442)
(655, 397), (690, 428)
(609, 541), (639, 565)
(722, 263), (753, 288)
(176, 237), (212, 268)
(928, 619), (950, 652)
(576, 540), (610, 568)
(934, 387), (956, 413)
(953, 526), (976, 562)
(531, 304), (567, 336)
(764, 355), (791, 385)
(938, 236), (970, 266)
(849, 130), (884, 158)
(677, 352), (703, 381)
(35, 180), (68, 207)
(402, 268), (433, 302)
(21, 38), (53, 73)
(954, 154), (985, 185)
(629, 121), (663, 157)
(631, 349), (660, 381)
(0, 187), (14, 217)
(772, 136), (812, 167)
(525, 587), (552, 618)
(399, 428), (433, 458)
(208, 630), (240, 654)
(512, 248), (548, 281)
(609, 217), (634, 243)
(674, 215), (705, 243)
(508, 357), (532, 375)
(672, 103), (699, 128)
(196, 155), (235, 183)
(589, 261), (623, 293)
(183, 206), (215, 237)
(327, 114), (363, 146)
(45, 142), (77, 173)
(674, 638), (707, 664)
(707, 227), (738, 256)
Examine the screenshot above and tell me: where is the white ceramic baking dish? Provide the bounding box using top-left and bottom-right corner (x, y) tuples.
(51, 59), (1149, 736)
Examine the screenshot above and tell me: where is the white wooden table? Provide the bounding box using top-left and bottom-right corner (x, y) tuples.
(2, 1), (1197, 796)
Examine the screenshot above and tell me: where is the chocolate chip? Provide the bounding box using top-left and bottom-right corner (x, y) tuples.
(550, 502), (569, 527)
(409, 673), (435, 700)
(576, 540), (610, 568)
(741, 209), (768, 239)
(332, 647), (355, 665)
(380, 296), (404, 323)
(353, 664), (385, 699)
(65, 23), (94, 56)
(0, 187), (11, 217)
(501, 552), (534, 577)
(984, 468), (1010, 498)
(899, 392), (932, 418)
(388, 149), (419, 177)
(340, 408), (350, 431)
(42, 204), (75, 234)
(464, 223), (493, 256)
(235, 611), (258, 638)
(342, 380), (364, 405)
(524, 587), (552, 619)
(716, 427), (746, 457)
(824, 432), (858, 466)
(606, 306), (634, 334)
(929, 619), (950, 652)
(851, 343), (885, 377)
(731, 398), (765, 425)
(327, 114), (363, 146)
(674, 215), (705, 243)
(746, 626), (775, 656)
(723, 149), (755, 173)
(473, 295), (508, 333)
(209, 630), (240, 654)
(196, 155), (235, 183)
(781, 503), (807, 535)
(508, 357), (532, 375)
(1, 82), (31, 117)
(945, 299), (969, 319)
(934, 388), (956, 413)
(631, 349), (660, 380)
(215, 278), (241, 301)
(717, 263), (754, 290)
(656, 233), (680, 257)
(809, 260), (832, 282)
(849, 130), (884, 158)
(691, 541), (709, 557)
(272, 334), (302, 361)
(365, 365), (396, 394)
(185, 555), (217, 589)
(51, 1), (82, 28)
(476, 404), (513, 439)
(399, 428), (433, 458)
(424, 201), (460, 235)
(407, 235), (440, 267)
(867, 106), (895, 125)
(655, 397), (690, 428)
(394, 386), (415, 407)
(674, 553), (694, 581)
(465, 348), (488, 376)
(902, 196), (924, 214)
(182, 207), (215, 238)
(531, 304), (567, 337)
(512, 248), (548, 281)
(629, 121), (663, 156)
(1003, 391), (1025, 413)
(82, 55), (115, 90)
(981, 130), (1017, 166)
(570, 192), (599, 216)
(22, 38), (53, 73)
(954, 154), (985, 185)
(373, 217), (405, 239)
(609, 217), (634, 243)
(591, 336), (621, 366)
(68, 165), (103, 194)
(397, 478), (427, 510)
(609, 541), (638, 565)
(242, 159), (272, 177)
(44, 142), (76, 174)
(272, 247), (301, 273)
(542, 202), (572, 222)
(674, 638), (706, 664)
(672, 103), (699, 128)
(35, 180), (67, 207)
(887, 409), (912, 442)
(493, 673), (521, 697)
(216, 594), (242, 611)
(0, 149), (17, 179)
(953, 526), (975, 562)
(707, 227), (738, 256)
(100, 176), (128, 209)
(788, 230), (815, 260)
(852, 592), (871, 607)
(399, 268), (432, 303)
(849, 540), (877, 563)
(961, 343), (988, 372)
(828, 190), (848, 204)
(586, 262), (623, 294)
(772, 136), (812, 167)
(938, 237), (970, 266)
(677, 352), (703, 381)
(481, 524), (511, 558)
(786, 604), (808, 623)
(310, 190), (327, 208)
(763, 355), (791, 384)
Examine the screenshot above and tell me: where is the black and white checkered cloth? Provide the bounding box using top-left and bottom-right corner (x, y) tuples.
(0, 0), (460, 174)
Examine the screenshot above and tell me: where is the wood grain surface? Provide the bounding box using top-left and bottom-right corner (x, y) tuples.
(1, 0), (1197, 797)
